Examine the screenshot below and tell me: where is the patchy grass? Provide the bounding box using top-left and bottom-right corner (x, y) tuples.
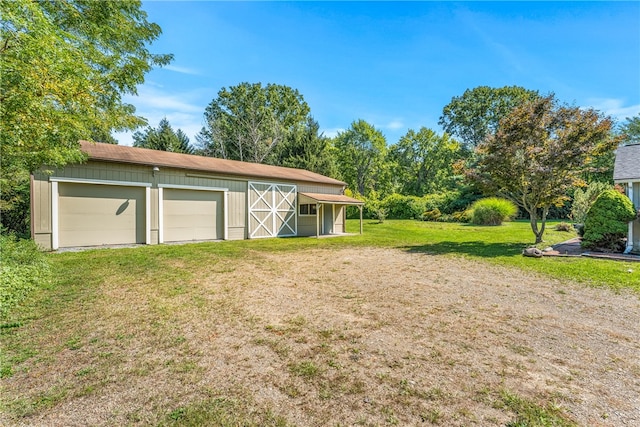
(1, 220), (638, 425)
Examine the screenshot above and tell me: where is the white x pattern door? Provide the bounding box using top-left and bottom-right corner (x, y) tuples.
(248, 182), (297, 238)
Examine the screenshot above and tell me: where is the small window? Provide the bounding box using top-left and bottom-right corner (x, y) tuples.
(299, 203), (317, 215)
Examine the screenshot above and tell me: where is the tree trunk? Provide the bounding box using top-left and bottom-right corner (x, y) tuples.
(528, 208), (543, 244)
(528, 206), (549, 244)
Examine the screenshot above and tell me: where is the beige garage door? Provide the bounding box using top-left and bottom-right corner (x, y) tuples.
(59, 183), (145, 247)
(163, 189), (222, 242)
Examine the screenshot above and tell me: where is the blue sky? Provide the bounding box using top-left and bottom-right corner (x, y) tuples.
(115, 1), (640, 147)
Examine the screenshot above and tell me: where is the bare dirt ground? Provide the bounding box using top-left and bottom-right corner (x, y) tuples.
(3, 247), (640, 426)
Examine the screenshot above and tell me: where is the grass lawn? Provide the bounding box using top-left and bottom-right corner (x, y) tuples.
(1, 220), (638, 426)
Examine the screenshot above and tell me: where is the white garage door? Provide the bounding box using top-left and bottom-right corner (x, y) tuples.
(162, 188), (223, 242)
(248, 182), (296, 238)
(58, 183), (146, 248)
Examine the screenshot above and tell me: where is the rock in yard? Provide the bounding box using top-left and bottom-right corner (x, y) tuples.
(523, 247), (543, 258)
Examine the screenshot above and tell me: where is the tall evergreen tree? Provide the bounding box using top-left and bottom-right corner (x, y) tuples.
(276, 117), (338, 178)
(133, 118), (193, 154)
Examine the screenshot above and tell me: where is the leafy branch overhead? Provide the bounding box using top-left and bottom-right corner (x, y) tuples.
(1, 0), (171, 235)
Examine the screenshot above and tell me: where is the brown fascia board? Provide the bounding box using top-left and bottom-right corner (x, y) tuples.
(79, 141), (346, 187)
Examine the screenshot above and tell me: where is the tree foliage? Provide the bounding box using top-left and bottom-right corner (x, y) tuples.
(388, 128), (461, 196)
(275, 117), (338, 178)
(439, 86), (540, 149)
(619, 113), (640, 145)
(334, 120), (389, 197)
(197, 82), (310, 164)
(570, 181), (612, 225)
(469, 94), (619, 243)
(133, 118), (193, 154)
(1, 0), (170, 233)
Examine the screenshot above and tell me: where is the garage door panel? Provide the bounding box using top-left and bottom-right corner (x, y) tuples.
(163, 189), (222, 242)
(59, 183), (145, 247)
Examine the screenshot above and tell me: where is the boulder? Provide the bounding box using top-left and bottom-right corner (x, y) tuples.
(522, 247), (543, 258)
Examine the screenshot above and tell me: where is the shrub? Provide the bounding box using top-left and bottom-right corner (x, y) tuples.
(373, 207), (387, 223)
(0, 234), (51, 319)
(422, 208), (441, 222)
(380, 194), (425, 219)
(582, 190), (636, 252)
(570, 182), (612, 224)
(469, 198), (518, 226)
(553, 222), (573, 232)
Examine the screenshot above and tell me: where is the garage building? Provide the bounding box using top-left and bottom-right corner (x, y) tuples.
(31, 141), (363, 250)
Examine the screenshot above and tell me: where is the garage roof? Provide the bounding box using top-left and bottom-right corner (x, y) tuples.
(80, 141), (346, 186)
(299, 192), (364, 205)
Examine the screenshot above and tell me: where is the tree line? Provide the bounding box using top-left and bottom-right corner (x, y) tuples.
(2, 0), (638, 243)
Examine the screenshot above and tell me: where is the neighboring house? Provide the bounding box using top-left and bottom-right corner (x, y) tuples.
(31, 141), (363, 250)
(613, 143), (640, 254)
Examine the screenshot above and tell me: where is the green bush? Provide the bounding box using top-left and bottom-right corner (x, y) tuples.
(582, 190), (636, 251)
(469, 198), (518, 226)
(0, 234), (51, 319)
(380, 194), (425, 219)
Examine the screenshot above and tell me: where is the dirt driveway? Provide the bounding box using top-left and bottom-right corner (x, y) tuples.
(4, 247), (640, 426)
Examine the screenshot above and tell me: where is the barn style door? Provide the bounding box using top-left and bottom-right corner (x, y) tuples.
(248, 182), (297, 238)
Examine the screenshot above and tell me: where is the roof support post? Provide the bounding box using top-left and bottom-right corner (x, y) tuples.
(359, 205), (363, 235)
(316, 203), (320, 238)
(625, 181), (634, 254)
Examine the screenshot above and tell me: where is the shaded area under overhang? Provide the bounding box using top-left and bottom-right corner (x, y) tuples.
(298, 192), (364, 237)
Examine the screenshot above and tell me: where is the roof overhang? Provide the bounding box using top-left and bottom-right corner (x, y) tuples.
(299, 192), (364, 205)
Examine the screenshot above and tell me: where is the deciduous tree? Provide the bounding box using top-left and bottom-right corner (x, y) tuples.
(389, 128), (461, 196)
(619, 113), (640, 145)
(469, 94), (619, 243)
(439, 86), (539, 150)
(334, 120), (389, 197)
(197, 82), (310, 164)
(1, 0), (171, 234)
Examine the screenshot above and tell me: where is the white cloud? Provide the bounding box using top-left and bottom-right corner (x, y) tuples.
(385, 120), (404, 130)
(114, 85), (208, 146)
(163, 64), (201, 75)
(126, 86), (203, 113)
(586, 98), (640, 122)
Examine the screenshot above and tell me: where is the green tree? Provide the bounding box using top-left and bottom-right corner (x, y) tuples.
(1, 0), (171, 234)
(133, 118), (194, 154)
(197, 82), (310, 164)
(619, 113), (640, 145)
(388, 128), (461, 196)
(275, 117), (338, 178)
(469, 94), (619, 243)
(439, 86), (540, 149)
(334, 120), (389, 197)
